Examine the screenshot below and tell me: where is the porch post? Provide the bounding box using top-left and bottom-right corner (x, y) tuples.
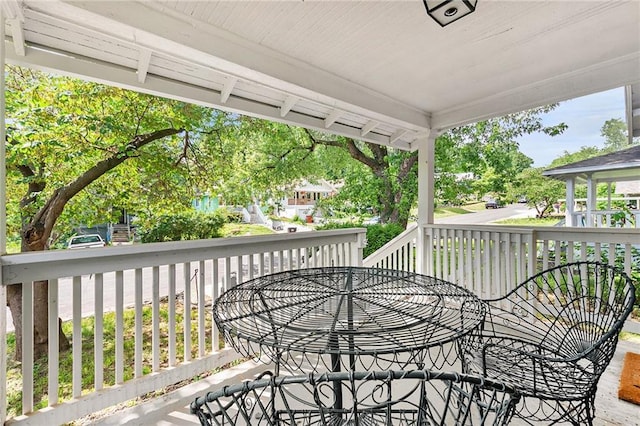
(0, 7), (7, 423)
(586, 174), (596, 227)
(416, 131), (436, 275)
(565, 177), (575, 227)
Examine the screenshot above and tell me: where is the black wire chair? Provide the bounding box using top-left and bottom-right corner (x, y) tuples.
(190, 369), (520, 425)
(459, 261), (637, 425)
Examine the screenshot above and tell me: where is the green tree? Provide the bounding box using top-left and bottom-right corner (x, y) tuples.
(435, 107), (565, 202)
(5, 66), (214, 359)
(548, 146), (603, 168)
(507, 168), (565, 218)
(600, 118), (629, 152)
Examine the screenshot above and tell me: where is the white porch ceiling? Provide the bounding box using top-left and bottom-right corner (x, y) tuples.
(2, 0), (639, 151)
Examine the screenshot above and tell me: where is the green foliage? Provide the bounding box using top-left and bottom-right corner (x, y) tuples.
(506, 168), (564, 218)
(362, 223), (405, 257)
(600, 118), (629, 152)
(316, 221), (404, 258)
(548, 146), (603, 168)
(138, 211), (226, 242)
(5, 66), (218, 248)
(435, 105), (565, 202)
(216, 208), (244, 224)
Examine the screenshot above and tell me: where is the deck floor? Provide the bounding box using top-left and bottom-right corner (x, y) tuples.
(93, 339), (640, 426)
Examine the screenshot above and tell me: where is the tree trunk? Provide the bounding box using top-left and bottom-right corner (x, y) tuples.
(7, 281), (70, 360)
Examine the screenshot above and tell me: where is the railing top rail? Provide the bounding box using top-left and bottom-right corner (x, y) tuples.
(1, 228), (366, 285)
(424, 223), (639, 238)
(424, 224), (536, 234)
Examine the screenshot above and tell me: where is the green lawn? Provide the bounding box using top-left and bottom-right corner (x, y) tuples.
(221, 222), (274, 237)
(494, 216), (562, 226)
(5, 301), (227, 421)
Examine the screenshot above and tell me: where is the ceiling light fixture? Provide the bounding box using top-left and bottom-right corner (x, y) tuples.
(423, 0), (478, 27)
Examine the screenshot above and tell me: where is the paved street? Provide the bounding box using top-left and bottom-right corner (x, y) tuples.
(435, 203), (537, 225)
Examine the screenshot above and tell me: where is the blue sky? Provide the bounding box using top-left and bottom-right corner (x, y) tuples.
(516, 87), (626, 167)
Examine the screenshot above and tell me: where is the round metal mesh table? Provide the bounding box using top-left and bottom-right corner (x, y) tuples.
(214, 267), (485, 372)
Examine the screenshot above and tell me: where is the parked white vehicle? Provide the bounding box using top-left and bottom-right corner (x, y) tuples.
(67, 234), (106, 249)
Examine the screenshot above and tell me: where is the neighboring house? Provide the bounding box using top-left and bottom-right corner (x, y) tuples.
(192, 193), (219, 213)
(281, 179), (338, 219)
(615, 180), (640, 208)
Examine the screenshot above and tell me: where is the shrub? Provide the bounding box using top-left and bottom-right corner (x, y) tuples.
(363, 223), (404, 257)
(138, 211), (226, 243)
(316, 221), (404, 258)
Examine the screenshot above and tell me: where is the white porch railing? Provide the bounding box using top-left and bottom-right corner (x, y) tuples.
(571, 209), (640, 228)
(0, 228), (366, 425)
(1, 223), (638, 424)
(365, 223), (639, 331)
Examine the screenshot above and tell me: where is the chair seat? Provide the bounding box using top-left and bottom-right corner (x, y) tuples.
(465, 336), (597, 400)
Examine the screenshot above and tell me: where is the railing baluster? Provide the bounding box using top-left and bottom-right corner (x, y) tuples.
(152, 266), (160, 372)
(248, 254), (255, 280)
(48, 278), (59, 405)
(134, 268), (143, 378)
(168, 264), (176, 367)
(212, 259), (220, 352)
(198, 260), (206, 358)
(184, 262), (191, 362)
(258, 252), (265, 275)
(22, 281), (34, 413)
(72, 275), (82, 398)
(224, 257), (232, 288)
(94, 273), (104, 390)
(115, 270), (124, 384)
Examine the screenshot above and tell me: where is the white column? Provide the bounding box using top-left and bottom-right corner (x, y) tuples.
(416, 131), (437, 274)
(586, 175), (597, 227)
(1, 7), (6, 254)
(565, 178), (575, 227)
(0, 8), (7, 424)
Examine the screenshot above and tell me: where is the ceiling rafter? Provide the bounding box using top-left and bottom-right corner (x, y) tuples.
(280, 95), (299, 118)
(389, 129), (408, 145)
(8, 18), (25, 56)
(360, 120), (379, 137)
(220, 76), (237, 104)
(324, 109), (342, 129)
(136, 48), (152, 84)
(3, 42), (414, 150)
